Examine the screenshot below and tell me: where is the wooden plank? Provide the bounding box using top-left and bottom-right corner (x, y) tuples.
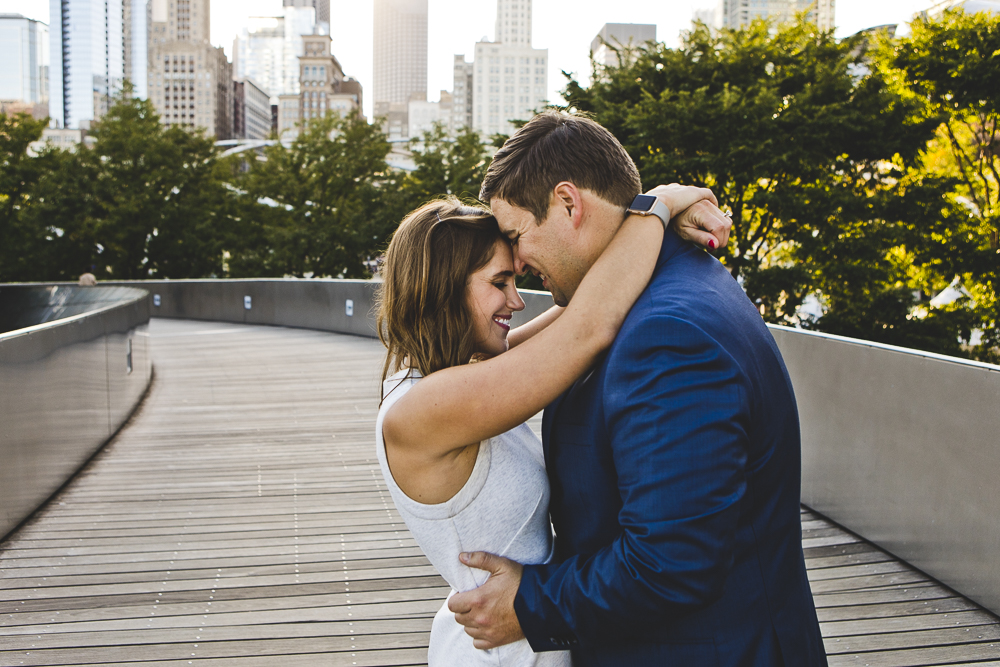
(2, 318), (999, 667)
(0, 619), (435, 650)
(824, 624), (1000, 654)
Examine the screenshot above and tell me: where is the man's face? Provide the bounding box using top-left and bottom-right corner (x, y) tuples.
(490, 197), (585, 307)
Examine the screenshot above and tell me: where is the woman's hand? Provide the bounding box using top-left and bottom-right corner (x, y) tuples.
(646, 184), (732, 250)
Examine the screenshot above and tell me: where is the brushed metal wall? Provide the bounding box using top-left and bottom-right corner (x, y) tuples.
(0, 286), (152, 539)
(10, 279), (1000, 617)
(125, 279), (382, 339)
(770, 327), (1000, 615)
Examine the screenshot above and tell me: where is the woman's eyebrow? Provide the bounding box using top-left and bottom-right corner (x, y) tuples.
(492, 270), (515, 279)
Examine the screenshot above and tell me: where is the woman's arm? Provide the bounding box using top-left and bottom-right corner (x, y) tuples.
(507, 305), (563, 349)
(383, 212), (664, 459)
(505, 184), (732, 349)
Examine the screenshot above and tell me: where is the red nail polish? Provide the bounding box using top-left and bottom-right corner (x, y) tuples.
(708, 239), (716, 249)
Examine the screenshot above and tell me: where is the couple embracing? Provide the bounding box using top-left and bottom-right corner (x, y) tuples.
(374, 112), (827, 666)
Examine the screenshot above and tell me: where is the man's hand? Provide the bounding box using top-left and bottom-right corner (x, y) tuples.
(448, 551), (525, 649)
(646, 183), (732, 250)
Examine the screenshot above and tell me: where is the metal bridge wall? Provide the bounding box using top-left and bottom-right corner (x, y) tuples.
(6, 279), (1000, 617)
(0, 286), (152, 539)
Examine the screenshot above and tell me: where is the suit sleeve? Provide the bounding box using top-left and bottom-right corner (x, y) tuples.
(513, 314), (751, 651)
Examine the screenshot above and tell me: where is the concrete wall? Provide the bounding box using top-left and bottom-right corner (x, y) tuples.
(0, 286), (152, 539)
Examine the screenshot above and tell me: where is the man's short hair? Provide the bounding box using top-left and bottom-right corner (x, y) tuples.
(480, 111), (642, 222)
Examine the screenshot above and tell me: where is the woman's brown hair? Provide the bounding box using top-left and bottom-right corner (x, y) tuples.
(376, 197), (505, 392)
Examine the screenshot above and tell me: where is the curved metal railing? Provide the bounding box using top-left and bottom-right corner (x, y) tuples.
(0, 284), (152, 538)
(3, 278), (999, 619)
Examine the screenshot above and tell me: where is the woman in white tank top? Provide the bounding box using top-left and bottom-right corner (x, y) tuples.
(374, 191), (723, 666)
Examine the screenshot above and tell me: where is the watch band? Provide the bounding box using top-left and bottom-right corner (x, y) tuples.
(626, 195), (671, 230)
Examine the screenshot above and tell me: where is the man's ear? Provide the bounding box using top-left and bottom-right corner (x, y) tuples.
(551, 182), (584, 229)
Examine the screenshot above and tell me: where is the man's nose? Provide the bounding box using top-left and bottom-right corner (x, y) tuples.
(513, 253), (528, 276)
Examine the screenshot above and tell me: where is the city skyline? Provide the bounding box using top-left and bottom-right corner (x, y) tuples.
(13, 0), (938, 121)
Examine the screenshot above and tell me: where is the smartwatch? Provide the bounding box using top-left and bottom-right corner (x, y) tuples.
(626, 194), (671, 229)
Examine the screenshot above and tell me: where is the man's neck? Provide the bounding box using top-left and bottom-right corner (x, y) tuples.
(577, 193), (627, 274)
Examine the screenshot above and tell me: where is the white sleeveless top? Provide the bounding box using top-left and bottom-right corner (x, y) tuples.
(375, 369), (572, 667)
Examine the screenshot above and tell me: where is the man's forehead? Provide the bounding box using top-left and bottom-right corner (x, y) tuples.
(490, 198), (530, 230)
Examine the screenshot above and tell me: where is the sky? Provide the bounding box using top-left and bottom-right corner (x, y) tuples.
(7, 0), (935, 120)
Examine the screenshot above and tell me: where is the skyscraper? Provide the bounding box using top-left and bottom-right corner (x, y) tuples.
(234, 17), (284, 101)
(451, 54), (473, 132)
(147, 0), (234, 138)
(718, 0), (835, 31)
(372, 0), (427, 117)
(49, 0), (124, 128)
(925, 0), (1000, 15)
(494, 0), (531, 47)
(278, 33), (363, 140)
(233, 6), (322, 102)
(591, 23), (656, 70)
(472, 0), (547, 138)
(284, 0), (329, 27)
(0, 14), (49, 119)
(123, 0), (147, 98)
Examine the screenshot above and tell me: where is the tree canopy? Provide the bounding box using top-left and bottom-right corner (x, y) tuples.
(0, 8), (997, 361)
(562, 11), (997, 359)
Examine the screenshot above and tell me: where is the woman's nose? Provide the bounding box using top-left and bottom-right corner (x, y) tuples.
(509, 289), (525, 312)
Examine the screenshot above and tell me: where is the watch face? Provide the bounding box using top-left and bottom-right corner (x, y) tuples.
(630, 194), (658, 212)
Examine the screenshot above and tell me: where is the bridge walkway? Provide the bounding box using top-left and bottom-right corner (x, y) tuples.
(1, 319), (998, 666)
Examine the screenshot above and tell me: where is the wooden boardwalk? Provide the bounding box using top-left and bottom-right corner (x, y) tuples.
(1, 318), (998, 666)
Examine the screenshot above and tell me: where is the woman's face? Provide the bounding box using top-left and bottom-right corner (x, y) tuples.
(466, 240), (526, 358)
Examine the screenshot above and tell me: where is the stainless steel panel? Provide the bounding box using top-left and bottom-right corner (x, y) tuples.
(20, 279), (1000, 619)
(102, 297), (152, 435)
(0, 287), (152, 539)
(770, 326), (1000, 615)
(512, 290), (555, 328)
(116, 279), (381, 339)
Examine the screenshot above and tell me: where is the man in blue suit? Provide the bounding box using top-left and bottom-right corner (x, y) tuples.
(448, 112), (828, 665)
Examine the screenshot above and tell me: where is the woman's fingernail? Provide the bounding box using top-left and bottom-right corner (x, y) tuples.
(708, 239), (716, 249)
(460, 553), (470, 563)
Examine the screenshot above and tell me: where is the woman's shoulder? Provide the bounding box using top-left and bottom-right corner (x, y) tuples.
(381, 367), (422, 404)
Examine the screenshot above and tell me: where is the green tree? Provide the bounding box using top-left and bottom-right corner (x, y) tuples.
(0, 112), (70, 281)
(404, 123), (490, 203)
(86, 91), (230, 279)
(14, 89), (233, 280)
(887, 7), (1000, 360)
(230, 113), (397, 278)
(562, 16), (963, 354)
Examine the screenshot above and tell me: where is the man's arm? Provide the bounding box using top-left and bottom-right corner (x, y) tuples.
(452, 313), (752, 650)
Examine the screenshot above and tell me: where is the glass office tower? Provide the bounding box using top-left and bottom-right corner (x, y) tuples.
(0, 14), (49, 116)
(48, 0), (124, 128)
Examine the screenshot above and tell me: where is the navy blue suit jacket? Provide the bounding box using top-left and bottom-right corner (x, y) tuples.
(513, 229), (827, 666)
